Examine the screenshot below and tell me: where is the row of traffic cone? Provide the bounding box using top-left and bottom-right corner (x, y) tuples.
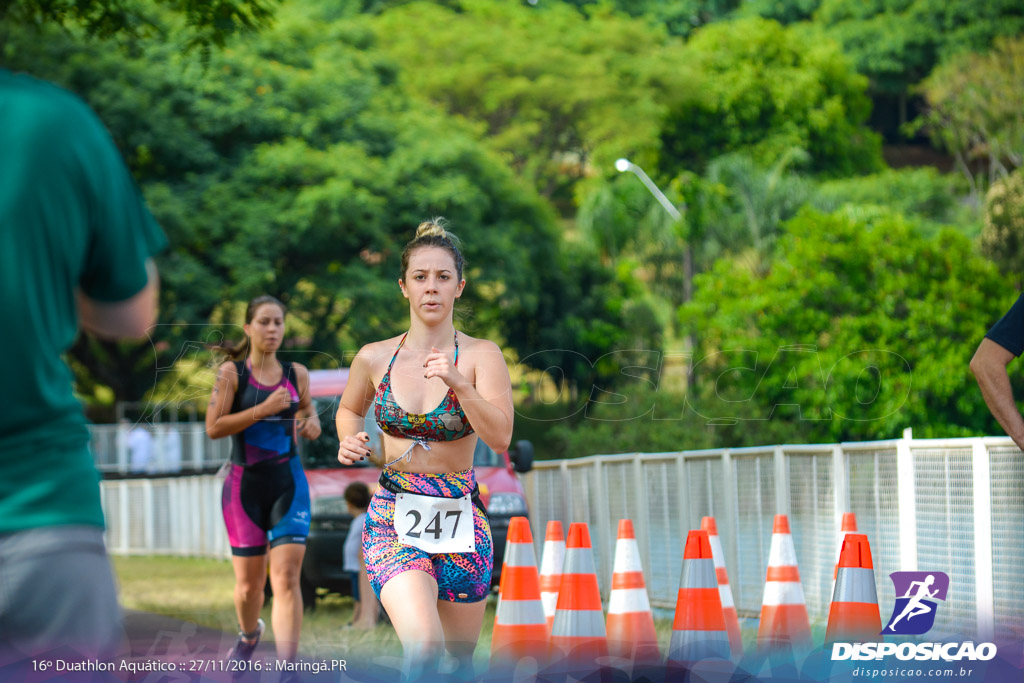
(492, 512), (883, 671)
(492, 517), (738, 669)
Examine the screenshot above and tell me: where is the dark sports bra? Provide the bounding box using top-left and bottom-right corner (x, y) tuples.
(229, 359), (300, 466)
(373, 332), (475, 442)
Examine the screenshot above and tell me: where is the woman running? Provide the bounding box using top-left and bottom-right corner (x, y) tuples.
(336, 219), (514, 678)
(206, 295), (322, 667)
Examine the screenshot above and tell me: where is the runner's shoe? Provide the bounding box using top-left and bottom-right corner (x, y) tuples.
(228, 617), (264, 677)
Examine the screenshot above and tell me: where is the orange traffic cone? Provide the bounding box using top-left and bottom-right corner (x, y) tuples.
(757, 515), (812, 653)
(606, 519), (659, 662)
(826, 533), (881, 644)
(539, 520), (565, 631)
(702, 516), (743, 658)
(490, 517), (549, 664)
(667, 530), (731, 666)
(831, 512), (858, 603)
(549, 523), (607, 666)
(834, 513), (858, 580)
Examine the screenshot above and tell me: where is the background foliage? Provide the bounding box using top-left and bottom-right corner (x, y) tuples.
(3, 0), (1022, 455)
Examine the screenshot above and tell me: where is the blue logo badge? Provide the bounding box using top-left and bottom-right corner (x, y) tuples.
(882, 571), (949, 635)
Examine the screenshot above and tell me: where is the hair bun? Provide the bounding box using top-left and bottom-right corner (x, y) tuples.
(415, 217), (448, 239)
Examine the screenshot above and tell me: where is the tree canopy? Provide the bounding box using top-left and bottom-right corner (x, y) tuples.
(658, 17), (883, 178)
(3, 0), (1019, 453)
(0, 0), (280, 51)
(4, 2), (637, 404)
(680, 207), (1011, 445)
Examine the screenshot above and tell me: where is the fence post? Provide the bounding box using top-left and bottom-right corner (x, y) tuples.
(832, 444), (848, 550)
(143, 479), (155, 553)
(633, 456), (652, 587)
(896, 436), (918, 571)
(721, 448), (739, 608)
(116, 423), (130, 474)
(774, 446), (789, 516)
(118, 481), (130, 554)
(676, 452), (689, 542)
(593, 458), (612, 598)
(972, 439), (995, 641)
(559, 460), (572, 526)
(191, 428), (205, 470)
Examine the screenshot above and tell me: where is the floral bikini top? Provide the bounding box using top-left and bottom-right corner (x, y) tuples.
(373, 332), (475, 442)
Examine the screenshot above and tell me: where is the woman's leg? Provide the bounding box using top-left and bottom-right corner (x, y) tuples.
(380, 570), (445, 677)
(267, 543), (306, 660)
(231, 554), (268, 636)
(436, 599), (488, 678)
(354, 561), (378, 628)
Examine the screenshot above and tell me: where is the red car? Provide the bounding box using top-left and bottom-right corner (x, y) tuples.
(297, 369), (534, 608)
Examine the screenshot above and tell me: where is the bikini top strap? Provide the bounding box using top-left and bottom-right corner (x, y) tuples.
(386, 331), (459, 375)
(385, 333), (408, 376)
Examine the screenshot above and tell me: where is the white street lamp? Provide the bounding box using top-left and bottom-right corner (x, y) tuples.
(615, 158), (696, 387)
(614, 158), (683, 221)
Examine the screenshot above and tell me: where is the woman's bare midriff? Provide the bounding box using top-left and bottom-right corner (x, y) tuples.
(378, 432), (478, 474)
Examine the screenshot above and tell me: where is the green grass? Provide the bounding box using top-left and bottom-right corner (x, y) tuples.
(112, 555), (404, 660)
(113, 555), (825, 667)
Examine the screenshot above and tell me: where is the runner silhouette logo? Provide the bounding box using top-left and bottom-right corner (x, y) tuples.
(883, 571), (949, 635)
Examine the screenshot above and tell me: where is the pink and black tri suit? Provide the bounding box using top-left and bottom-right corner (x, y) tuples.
(221, 359), (310, 556)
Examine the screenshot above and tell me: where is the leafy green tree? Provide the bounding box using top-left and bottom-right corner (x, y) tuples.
(5, 4), (614, 406)
(659, 17), (883, 178)
(812, 167), (966, 233)
(577, 175), (689, 307)
(367, 0), (691, 207)
(700, 149), (814, 269)
(557, 0), (741, 37)
(0, 0), (279, 51)
(913, 36), (1024, 198)
(815, 0), (1024, 100)
(678, 207), (1013, 445)
(735, 0), (820, 24)
(981, 168), (1024, 288)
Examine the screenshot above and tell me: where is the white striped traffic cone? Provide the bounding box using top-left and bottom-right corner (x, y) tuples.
(757, 514), (812, 653)
(606, 519), (659, 662)
(702, 516), (743, 658)
(831, 512), (858, 599)
(667, 530), (732, 672)
(539, 520), (565, 632)
(491, 516), (549, 665)
(826, 533), (881, 645)
(549, 522), (607, 667)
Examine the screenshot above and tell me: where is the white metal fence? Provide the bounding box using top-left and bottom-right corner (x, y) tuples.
(100, 475), (230, 559)
(522, 436), (1024, 641)
(90, 423), (230, 475)
(93, 422), (232, 558)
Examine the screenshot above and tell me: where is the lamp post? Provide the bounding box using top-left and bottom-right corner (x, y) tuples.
(615, 158), (694, 314)
(616, 158), (696, 391)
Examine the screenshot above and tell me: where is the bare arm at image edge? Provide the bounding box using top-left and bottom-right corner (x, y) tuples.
(970, 337), (1024, 450)
(337, 346), (382, 466)
(76, 259), (159, 340)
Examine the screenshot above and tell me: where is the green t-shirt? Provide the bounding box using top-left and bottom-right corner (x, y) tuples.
(0, 70), (167, 532)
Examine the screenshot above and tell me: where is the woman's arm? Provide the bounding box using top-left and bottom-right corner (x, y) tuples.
(337, 346), (379, 465)
(970, 337), (1024, 449)
(205, 361), (291, 439)
(294, 363), (322, 440)
(426, 339), (513, 453)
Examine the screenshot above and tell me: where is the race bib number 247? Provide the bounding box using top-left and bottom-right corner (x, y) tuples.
(394, 492), (476, 554)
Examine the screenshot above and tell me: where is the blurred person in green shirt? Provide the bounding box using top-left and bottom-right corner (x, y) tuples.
(0, 69), (166, 665)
